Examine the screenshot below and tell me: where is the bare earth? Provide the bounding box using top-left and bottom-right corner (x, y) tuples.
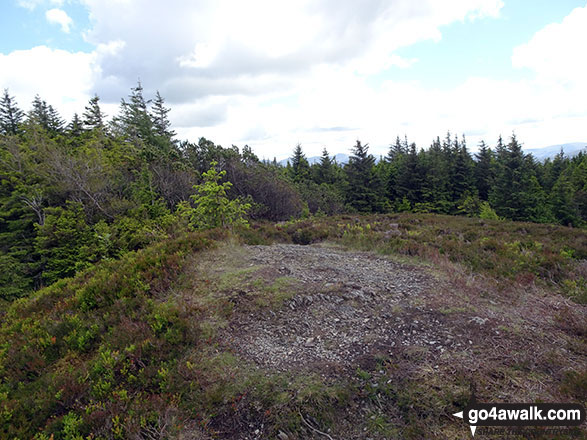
(188, 242), (586, 439)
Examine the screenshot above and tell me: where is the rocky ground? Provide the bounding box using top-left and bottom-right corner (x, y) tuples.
(226, 244), (451, 372)
(187, 241), (586, 439)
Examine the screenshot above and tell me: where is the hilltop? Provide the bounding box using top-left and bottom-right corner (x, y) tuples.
(1, 214), (585, 439)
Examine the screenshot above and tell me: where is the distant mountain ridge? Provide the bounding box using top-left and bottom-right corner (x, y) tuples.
(523, 142), (586, 160)
(278, 153), (350, 166)
(277, 142), (586, 165)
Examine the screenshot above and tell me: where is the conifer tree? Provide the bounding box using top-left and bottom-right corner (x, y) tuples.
(0, 89), (24, 135)
(395, 142), (422, 206)
(490, 134), (549, 221)
(150, 91), (175, 140)
(419, 137), (450, 212)
(82, 94), (106, 131)
(474, 141), (494, 201)
(68, 113), (84, 138)
(46, 104), (65, 134)
(28, 95), (64, 134)
(451, 137), (475, 204)
(290, 143), (310, 182)
(550, 172), (580, 226)
(28, 95), (50, 130)
(316, 147), (335, 184)
(345, 140), (384, 212)
(113, 81), (153, 144)
(386, 136), (405, 162)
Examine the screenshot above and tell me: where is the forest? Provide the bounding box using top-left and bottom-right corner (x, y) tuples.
(0, 84), (585, 301)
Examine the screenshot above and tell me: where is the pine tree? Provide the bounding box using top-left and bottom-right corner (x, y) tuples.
(345, 140), (384, 212)
(490, 134), (549, 221)
(150, 91), (175, 140)
(474, 141), (494, 201)
(386, 136), (405, 162)
(0, 89), (24, 135)
(68, 113), (84, 137)
(451, 136), (475, 205)
(550, 172), (580, 226)
(27, 95), (64, 134)
(395, 142), (422, 206)
(290, 144), (310, 182)
(419, 137), (450, 212)
(113, 81), (154, 144)
(82, 94), (105, 131)
(316, 147), (334, 184)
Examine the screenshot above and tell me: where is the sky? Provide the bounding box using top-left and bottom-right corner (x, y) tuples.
(1, 0), (586, 160)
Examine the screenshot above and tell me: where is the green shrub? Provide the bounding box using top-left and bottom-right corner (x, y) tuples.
(181, 162), (251, 230)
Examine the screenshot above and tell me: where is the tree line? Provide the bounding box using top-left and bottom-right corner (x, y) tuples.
(285, 134), (585, 226)
(1, 84), (585, 300)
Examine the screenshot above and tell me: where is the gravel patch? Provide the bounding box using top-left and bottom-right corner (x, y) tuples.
(222, 244), (458, 372)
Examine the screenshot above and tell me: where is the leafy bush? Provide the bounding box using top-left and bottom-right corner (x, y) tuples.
(180, 162), (251, 230)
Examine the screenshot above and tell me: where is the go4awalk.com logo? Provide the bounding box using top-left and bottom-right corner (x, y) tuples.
(453, 397), (585, 437)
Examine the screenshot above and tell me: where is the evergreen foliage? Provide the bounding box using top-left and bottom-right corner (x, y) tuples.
(82, 94), (106, 132)
(289, 143), (310, 182)
(0, 89), (24, 135)
(0, 84), (585, 302)
(181, 161), (250, 229)
(345, 140), (385, 212)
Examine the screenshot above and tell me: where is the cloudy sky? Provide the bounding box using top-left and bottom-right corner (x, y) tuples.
(1, 0), (586, 159)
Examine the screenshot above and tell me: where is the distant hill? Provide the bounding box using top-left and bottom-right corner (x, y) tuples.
(524, 142), (586, 160)
(279, 153), (349, 166)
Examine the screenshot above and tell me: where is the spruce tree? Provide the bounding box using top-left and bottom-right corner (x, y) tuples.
(82, 94), (105, 131)
(419, 137), (450, 212)
(550, 172), (580, 226)
(113, 81), (154, 144)
(490, 134), (548, 221)
(28, 95), (64, 134)
(68, 113), (84, 138)
(386, 136), (404, 162)
(46, 104), (65, 134)
(345, 140), (384, 212)
(316, 147), (334, 184)
(290, 144), (310, 182)
(150, 91), (176, 140)
(474, 141), (494, 201)
(28, 95), (50, 130)
(395, 142), (422, 206)
(0, 89), (24, 135)
(451, 137), (475, 205)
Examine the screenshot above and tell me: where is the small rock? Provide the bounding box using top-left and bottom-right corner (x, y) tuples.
(277, 431), (289, 440)
(470, 316), (488, 325)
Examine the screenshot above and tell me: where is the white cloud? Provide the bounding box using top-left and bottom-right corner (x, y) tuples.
(74, 0), (518, 157)
(0, 46), (99, 119)
(80, 0), (505, 100)
(512, 4), (587, 87)
(45, 8), (73, 33)
(9, 0), (586, 159)
(17, 0), (63, 11)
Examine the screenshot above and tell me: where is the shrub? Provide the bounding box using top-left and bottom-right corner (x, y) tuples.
(181, 162), (251, 230)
